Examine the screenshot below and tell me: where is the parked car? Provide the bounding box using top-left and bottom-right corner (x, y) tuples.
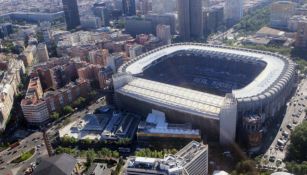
(269, 156), (276, 162)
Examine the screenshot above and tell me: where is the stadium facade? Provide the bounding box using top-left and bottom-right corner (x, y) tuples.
(113, 43), (296, 145)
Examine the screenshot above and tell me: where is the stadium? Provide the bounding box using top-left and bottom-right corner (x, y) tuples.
(113, 43), (296, 145)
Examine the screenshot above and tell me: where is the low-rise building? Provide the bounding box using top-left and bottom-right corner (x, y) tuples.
(59, 111), (140, 142)
(33, 153), (78, 175)
(137, 110), (201, 146)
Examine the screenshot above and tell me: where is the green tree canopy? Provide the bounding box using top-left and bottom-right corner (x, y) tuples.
(61, 135), (77, 145)
(50, 112), (60, 120)
(287, 121), (307, 162)
(231, 160), (258, 175)
(63, 105), (74, 114)
(286, 161), (307, 175)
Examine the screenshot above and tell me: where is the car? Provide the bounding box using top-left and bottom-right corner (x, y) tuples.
(279, 146), (284, 151)
(287, 124), (293, 130)
(293, 120), (298, 125)
(277, 139), (286, 147)
(282, 131), (289, 138)
(276, 159), (283, 166)
(269, 156), (276, 162)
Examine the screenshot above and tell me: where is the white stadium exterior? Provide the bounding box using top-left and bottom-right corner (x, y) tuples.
(113, 43), (296, 145)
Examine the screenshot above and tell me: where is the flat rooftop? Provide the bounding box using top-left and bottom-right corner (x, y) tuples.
(117, 78), (224, 119)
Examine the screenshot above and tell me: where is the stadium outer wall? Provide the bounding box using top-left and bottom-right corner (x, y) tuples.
(114, 43), (297, 145)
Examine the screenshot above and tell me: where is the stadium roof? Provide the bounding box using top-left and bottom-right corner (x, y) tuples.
(117, 78), (224, 119)
(121, 43), (295, 100)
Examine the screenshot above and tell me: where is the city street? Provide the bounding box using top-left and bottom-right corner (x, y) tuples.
(0, 95), (107, 175)
(260, 78), (307, 171)
(0, 132), (47, 175)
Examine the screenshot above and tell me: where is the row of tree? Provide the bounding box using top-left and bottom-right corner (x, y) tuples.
(60, 135), (131, 148)
(135, 148), (178, 158)
(55, 146), (120, 159)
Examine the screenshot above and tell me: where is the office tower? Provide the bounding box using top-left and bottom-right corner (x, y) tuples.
(0, 23), (13, 39)
(190, 0), (203, 38)
(296, 21), (307, 48)
(146, 13), (176, 34)
(178, 0), (203, 40)
(139, 0), (149, 15)
(270, 1), (296, 29)
(93, 3), (110, 26)
(62, 0), (81, 30)
(156, 24), (171, 44)
(122, 0), (136, 16)
(224, 0), (243, 27)
(178, 0), (191, 40)
(37, 43), (49, 63)
(125, 141), (208, 175)
(152, 0), (177, 14)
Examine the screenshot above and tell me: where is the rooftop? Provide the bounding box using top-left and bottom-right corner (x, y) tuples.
(117, 78), (224, 119)
(138, 110), (200, 136)
(33, 153), (77, 175)
(256, 27), (285, 37)
(127, 141), (208, 174)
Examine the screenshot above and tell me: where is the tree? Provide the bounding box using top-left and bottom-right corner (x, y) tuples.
(73, 97), (87, 108)
(86, 149), (96, 165)
(50, 112), (60, 120)
(61, 135), (77, 145)
(17, 83), (24, 90)
(286, 161), (307, 175)
(286, 121), (307, 162)
(89, 90), (97, 100)
(231, 160), (258, 175)
(63, 105), (74, 115)
(82, 138), (92, 145)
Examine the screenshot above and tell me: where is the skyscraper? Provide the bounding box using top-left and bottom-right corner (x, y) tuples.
(224, 0), (243, 27)
(122, 0), (136, 16)
(156, 24), (171, 44)
(178, 0), (190, 40)
(190, 0), (203, 38)
(178, 0), (203, 40)
(62, 0), (81, 30)
(139, 0), (149, 15)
